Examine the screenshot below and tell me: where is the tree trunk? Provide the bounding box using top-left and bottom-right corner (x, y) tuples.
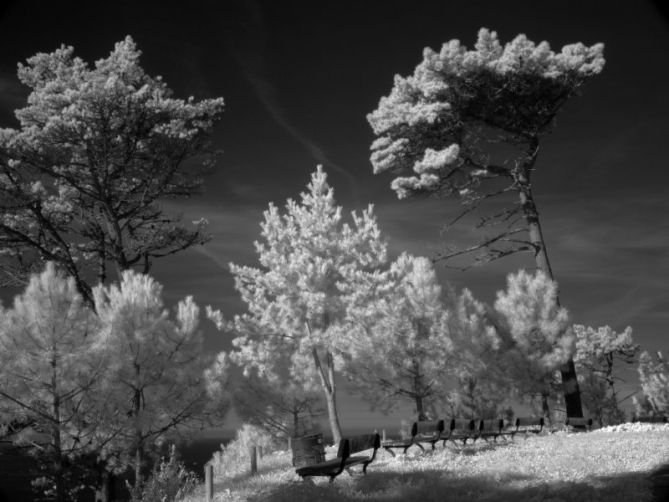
(412, 359), (427, 420)
(415, 395), (426, 421)
(311, 347), (343, 444)
(516, 139), (583, 419)
(541, 393), (551, 426)
(132, 382), (144, 496)
(51, 354), (66, 502)
(94, 469), (113, 502)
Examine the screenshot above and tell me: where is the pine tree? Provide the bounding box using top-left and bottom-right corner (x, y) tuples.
(573, 325), (639, 425)
(346, 253), (451, 420)
(0, 263), (103, 502)
(225, 166), (388, 443)
(493, 270), (575, 421)
(93, 270), (224, 495)
(368, 27), (605, 418)
(0, 36), (224, 304)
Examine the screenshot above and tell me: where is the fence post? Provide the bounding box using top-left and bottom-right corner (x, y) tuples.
(204, 461), (214, 502)
(250, 446), (258, 476)
(382, 429), (386, 442)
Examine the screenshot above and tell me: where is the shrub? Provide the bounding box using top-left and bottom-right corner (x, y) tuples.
(129, 445), (197, 502)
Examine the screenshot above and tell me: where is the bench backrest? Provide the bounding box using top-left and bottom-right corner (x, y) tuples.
(515, 417), (544, 428)
(565, 417), (593, 429)
(335, 438), (351, 461)
(347, 433), (381, 456)
(414, 420), (444, 440)
(448, 418), (476, 432)
(478, 419), (503, 432)
(633, 416), (668, 423)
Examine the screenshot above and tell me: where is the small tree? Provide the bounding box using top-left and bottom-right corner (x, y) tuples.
(368, 27), (605, 418)
(493, 270), (575, 422)
(573, 325), (639, 425)
(93, 270), (227, 496)
(636, 350), (669, 416)
(0, 36), (224, 305)
(445, 288), (508, 420)
(346, 253), (452, 420)
(225, 166), (388, 443)
(0, 263), (105, 502)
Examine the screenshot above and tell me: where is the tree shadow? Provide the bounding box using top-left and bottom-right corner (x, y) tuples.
(244, 467), (656, 502)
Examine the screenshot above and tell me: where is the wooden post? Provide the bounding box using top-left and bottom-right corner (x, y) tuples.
(382, 429), (386, 442)
(204, 462), (214, 502)
(250, 446), (257, 476)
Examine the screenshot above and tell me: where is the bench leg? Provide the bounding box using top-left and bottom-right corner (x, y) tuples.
(383, 446), (396, 458)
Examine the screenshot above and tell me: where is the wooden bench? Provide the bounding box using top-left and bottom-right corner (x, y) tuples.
(382, 420), (444, 456)
(293, 433), (380, 482)
(441, 419), (477, 445)
(506, 417), (545, 438)
(343, 433), (381, 474)
(633, 415), (668, 423)
(565, 417), (593, 432)
(474, 419), (505, 442)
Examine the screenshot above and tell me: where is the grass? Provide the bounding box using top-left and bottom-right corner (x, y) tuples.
(183, 424), (669, 502)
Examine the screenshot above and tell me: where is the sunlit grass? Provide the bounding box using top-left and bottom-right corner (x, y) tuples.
(183, 424), (669, 502)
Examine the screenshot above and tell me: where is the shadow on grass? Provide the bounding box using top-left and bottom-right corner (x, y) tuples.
(242, 467), (654, 502)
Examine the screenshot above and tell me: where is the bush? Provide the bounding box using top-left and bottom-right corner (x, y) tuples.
(211, 423), (280, 479)
(129, 445), (197, 502)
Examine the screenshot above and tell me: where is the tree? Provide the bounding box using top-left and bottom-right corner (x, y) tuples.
(368, 28), (605, 417)
(225, 166), (388, 443)
(573, 324), (639, 425)
(92, 270), (226, 496)
(493, 270), (575, 422)
(444, 288), (508, 420)
(346, 253), (452, 420)
(636, 350), (669, 416)
(0, 36), (225, 306)
(0, 263), (105, 502)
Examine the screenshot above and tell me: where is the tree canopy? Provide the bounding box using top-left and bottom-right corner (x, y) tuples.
(221, 166), (388, 443)
(0, 36), (225, 305)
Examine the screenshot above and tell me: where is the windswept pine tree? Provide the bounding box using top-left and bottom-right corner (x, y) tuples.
(368, 28), (605, 417)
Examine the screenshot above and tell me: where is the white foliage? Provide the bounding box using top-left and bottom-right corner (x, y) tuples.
(226, 166), (388, 391)
(368, 27), (605, 199)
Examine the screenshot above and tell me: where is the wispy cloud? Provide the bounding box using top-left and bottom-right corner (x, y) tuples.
(222, 0), (361, 204)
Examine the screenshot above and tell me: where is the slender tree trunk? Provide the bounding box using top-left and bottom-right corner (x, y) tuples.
(516, 138), (583, 419)
(541, 392), (551, 426)
(292, 400), (300, 437)
(412, 359), (427, 420)
(50, 351), (67, 502)
(415, 395), (426, 421)
(311, 346), (343, 444)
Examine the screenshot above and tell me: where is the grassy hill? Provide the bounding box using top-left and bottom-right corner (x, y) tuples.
(185, 423), (669, 502)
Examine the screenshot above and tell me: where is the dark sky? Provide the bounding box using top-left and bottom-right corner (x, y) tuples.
(1, 0), (668, 430)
